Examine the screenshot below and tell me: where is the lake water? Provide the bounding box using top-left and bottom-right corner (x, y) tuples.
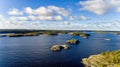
(0, 32), (120, 67)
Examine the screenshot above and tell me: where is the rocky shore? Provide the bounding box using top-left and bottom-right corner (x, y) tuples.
(82, 50), (120, 67)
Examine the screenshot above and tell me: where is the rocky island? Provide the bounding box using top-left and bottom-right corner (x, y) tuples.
(82, 50), (120, 67)
(50, 45), (71, 51)
(66, 39), (80, 44)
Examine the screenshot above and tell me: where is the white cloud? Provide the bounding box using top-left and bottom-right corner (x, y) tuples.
(110, 0), (120, 7)
(25, 7), (53, 16)
(0, 14), (4, 20)
(5, 5), (72, 22)
(11, 15), (63, 21)
(0, 14), (5, 21)
(80, 0), (110, 15)
(70, 16), (75, 21)
(1, 14), (120, 30)
(28, 15), (46, 21)
(37, 15), (63, 21)
(63, 21), (70, 25)
(25, 6), (70, 17)
(28, 15), (63, 21)
(10, 16), (28, 21)
(28, 15), (37, 20)
(16, 17), (28, 21)
(116, 7), (120, 12)
(0, 14), (3, 18)
(48, 6), (70, 16)
(5, 5), (120, 30)
(79, 0), (120, 15)
(37, 16), (53, 21)
(79, 16), (90, 20)
(24, 7), (33, 15)
(70, 16), (90, 20)
(7, 6), (67, 21)
(8, 8), (23, 15)
(54, 16), (63, 21)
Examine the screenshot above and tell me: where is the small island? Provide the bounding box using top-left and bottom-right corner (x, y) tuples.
(50, 45), (71, 51)
(44, 32), (58, 36)
(66, 39), (80, 44)
(0, 32), (40, 37)
(82, 50), (120, 67)
(0, 30), (68, 37)
(0, 30), (92, 38)
(70, 32), (90, 38)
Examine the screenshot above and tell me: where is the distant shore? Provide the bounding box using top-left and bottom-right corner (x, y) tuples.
(0, 30), (92, 37)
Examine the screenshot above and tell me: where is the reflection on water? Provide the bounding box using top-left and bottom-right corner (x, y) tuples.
(0, 33), (120, 67)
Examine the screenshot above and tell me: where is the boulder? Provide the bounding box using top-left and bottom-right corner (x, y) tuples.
(50, 45), (62, 51)
(61, 45), (71, 50)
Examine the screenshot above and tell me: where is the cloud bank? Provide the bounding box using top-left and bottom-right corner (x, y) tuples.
(80, 0), (120, 15)
(0, 3), (120, 30)
(7, 6), (70, 21)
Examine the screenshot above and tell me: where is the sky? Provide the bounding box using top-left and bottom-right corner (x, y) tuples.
(0, 0), (120, 30)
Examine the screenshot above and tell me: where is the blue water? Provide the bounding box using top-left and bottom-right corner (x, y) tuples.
(0, 32), (120, 67)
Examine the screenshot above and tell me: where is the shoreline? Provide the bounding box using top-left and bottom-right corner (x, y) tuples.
(82, 50), (120, 67)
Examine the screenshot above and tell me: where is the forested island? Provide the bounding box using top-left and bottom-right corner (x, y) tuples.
(0, 29), (91, 37)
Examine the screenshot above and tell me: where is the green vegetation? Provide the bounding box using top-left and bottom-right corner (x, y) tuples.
(44, 32), (58, 36)
(44, 30), (68, 35)
(66, 39), (79, 44)
(23, 32), (40, 36)
(6, 34), (23, 37)
(82, 50), (120, 67)
(94, 31), (110, 34)
(94, 31), (119, 34)
(0, 30), (92, 38)
(0, 30), (69, 37)
(4, 32), (40, 37)
(70, 32), (90, 38)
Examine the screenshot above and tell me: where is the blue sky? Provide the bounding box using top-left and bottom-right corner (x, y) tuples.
(0, 0), (120, 30)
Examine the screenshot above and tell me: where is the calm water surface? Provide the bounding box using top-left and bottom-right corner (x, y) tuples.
(0, 32), (120, 67)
